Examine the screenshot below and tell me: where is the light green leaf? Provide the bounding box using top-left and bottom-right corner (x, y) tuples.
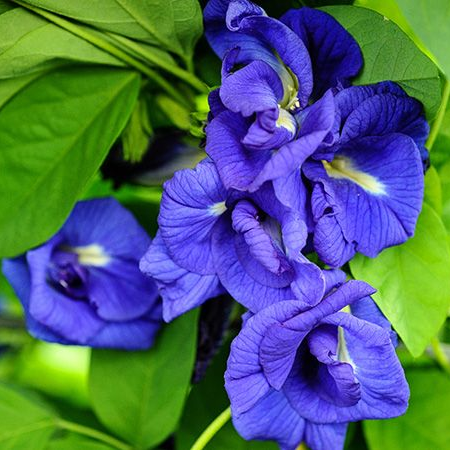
(395, 0), (450, 78)
(156, 94), (191, 130)
(424, 165), (442, 215)
(89, 310), (199, 449)
(350, 203), (450, 356)
(439, 161), (450, 235)
(0, 8), (122, 79)
(0, 383), (57, 450)
(322, 5), (441, 118)
(20, 0), (203, 60)
(47, 436), (114, 450)
(0, 67), (140, 257)
(364, 368), (450, 450)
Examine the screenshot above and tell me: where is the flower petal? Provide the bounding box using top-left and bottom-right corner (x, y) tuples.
(282, 7), (362, 99)
(140, 233), (223, 322)
(159, 159), (228, 274)
(305, 133), (424, 265)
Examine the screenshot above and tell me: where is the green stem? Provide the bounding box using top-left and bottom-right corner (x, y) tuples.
(190, 407), (231, 450)
(431, 337), (450, 376)
(13, 0), (188, 107)
(105, 32), (207, 93)
(57, 419), (132, 450)
(427, 79), (450, 150)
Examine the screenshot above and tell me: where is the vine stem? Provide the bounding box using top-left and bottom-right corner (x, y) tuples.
(57, 419), (133, 450)
(426, 79), (450, 150)
(190, 407), (231, 450)
(12, 0), (191, 108)
(430, 337), (450, 376)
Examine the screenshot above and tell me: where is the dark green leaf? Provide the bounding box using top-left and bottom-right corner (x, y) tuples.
(89, 310), (199, 449)
(364, 368), (450, 450)
(396, 0), (450, 78)
(350, 203), (450, 356)
(121, 96), (152, 163)
(0, 383), (57, 450)
(322, 5), (441, 118)
(0, 8), (122, 79)
(0, 67), (140, 257)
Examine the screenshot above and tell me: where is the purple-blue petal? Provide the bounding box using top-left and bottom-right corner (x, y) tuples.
(158, 159), (228, 274)
(282, 7), (362, 99)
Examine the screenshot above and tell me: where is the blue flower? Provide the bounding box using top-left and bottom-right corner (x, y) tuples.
(3, 198), (162, 350)
(140, 159), (340, 320)
(225, 273), (408, 450)
(283, 82), (428, 267)
(204, 1), (363, 191)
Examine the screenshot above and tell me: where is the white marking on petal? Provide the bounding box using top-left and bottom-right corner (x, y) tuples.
(276, 108), (297, 136)
(323, 156), (387, 195)
(337, 325), (356, 369)
(67, 244), (111, 267)
(209, 201), (227, 216)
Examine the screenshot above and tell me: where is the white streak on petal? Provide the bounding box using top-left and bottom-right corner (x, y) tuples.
(209, 201), (227, 216)
(67, 244), (111, 267)
(276, 108), (297, 136)
(323, 156), (387, 195)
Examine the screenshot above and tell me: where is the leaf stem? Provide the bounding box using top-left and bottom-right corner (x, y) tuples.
(430, 337), (450, 376)
(13, 0), (189, 107)
(105, 33), (207, 93)
(426, 79), (450, 150)
(57, 419), (133, 450)
(189, 407), (232, 450)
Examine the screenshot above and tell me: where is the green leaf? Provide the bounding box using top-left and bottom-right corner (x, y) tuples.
(121, 96), (152, 163)
(322, 5), (441, 118)
(364, 368), (450, 450)
(350, 203), (450, 356)
(0, 8), (122, 79)
(424, 165), (443, 215)
(47, 436), (114, 450)
(156, 94), (191, 130)
(20, 0), (203, 60)
(439, 161), (450, 235)
(89, 310), (199, 449)
(0, 383), (57, 450)
(395, 0), (450, 78)
(0, 72), (47, 109)
(0, 0), (15, 13)
(0, 67), (140, 257)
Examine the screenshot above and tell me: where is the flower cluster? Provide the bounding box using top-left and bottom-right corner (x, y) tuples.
(140, 0), (427, 448)
(1, 1), (428, 449)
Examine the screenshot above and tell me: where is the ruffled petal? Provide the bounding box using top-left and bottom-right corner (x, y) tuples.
(304, 422), (348, 450)
(282, 7), (362, 99)
(231, 389), (305, 450)
(305, 133), (424, 265)
(284, 312), (408, 423)
(206, 111), (272, 191)
(61, 197), (150, 260)
(249, 90), (335, 190)
(139, 233), (223, 322)
(159, 159), (228, 274)
(219, 60), (283, 116)
(88, 260), (159, 322)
